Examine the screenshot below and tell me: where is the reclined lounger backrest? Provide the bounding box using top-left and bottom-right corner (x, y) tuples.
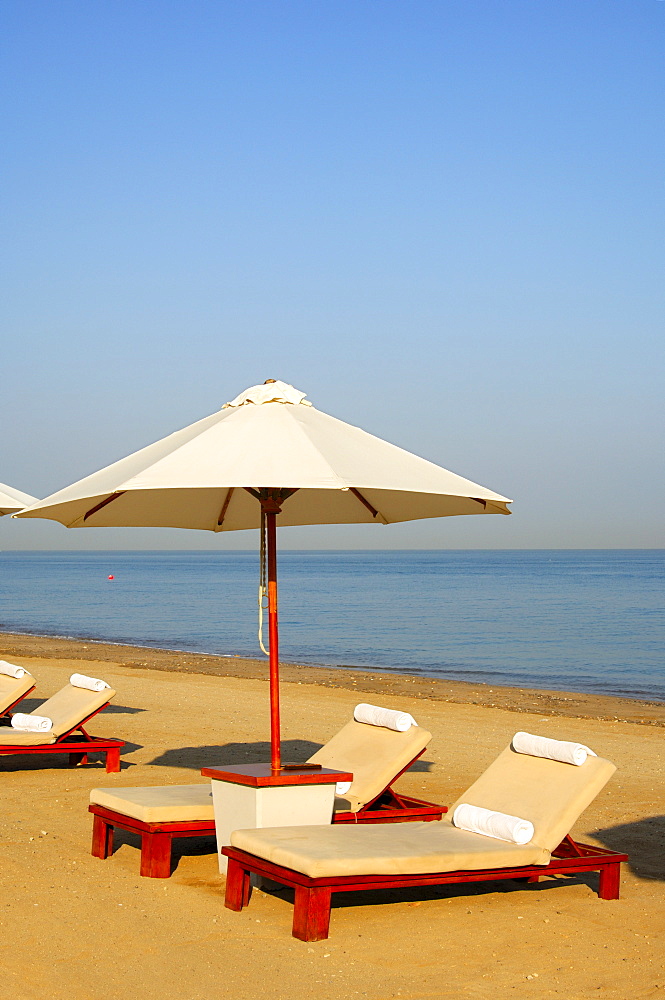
(0, 672), (35, 713)
(35, 683), (117, 737)
(308, 719), (432, 810)
(446, 744), (616, 852)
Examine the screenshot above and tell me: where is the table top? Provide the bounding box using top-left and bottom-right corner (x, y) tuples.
(201, 762), (353, 788)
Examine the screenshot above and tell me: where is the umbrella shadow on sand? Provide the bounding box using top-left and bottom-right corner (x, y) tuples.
(593, 816), (665, 881)
(149, 739), (322, 770)
(148, 740), (436, 772)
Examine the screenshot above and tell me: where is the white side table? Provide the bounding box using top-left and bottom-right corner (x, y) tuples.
(201, 763), (353, 874)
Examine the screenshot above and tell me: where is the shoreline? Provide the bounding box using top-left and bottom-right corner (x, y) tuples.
(1, 628), (663, 727)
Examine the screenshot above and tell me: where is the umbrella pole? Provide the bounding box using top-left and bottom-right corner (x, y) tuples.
(266, 509), (281, 771)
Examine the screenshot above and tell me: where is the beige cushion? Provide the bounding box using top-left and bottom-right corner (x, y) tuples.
(0, 682), (116, 745)
(230, 821), (550, 878)
(90, 784), (214, 823)
(36, 683), (116, 737)
(444, 745), (616, 853)
(0, 730), (57, 746)
(308, 719), (432, 811)
(0, 673), (35, 714)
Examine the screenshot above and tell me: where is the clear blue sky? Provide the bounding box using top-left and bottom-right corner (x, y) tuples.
(1, 1), (663, 550)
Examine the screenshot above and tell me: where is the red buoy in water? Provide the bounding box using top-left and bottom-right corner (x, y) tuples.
(108, 575), (114, 580)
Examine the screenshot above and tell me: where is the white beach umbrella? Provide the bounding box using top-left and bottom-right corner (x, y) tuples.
(16, 380), (512, 767)
(0, 481), (38, 516)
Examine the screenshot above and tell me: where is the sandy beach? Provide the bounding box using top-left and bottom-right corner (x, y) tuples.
(0, 631), (663, 1000)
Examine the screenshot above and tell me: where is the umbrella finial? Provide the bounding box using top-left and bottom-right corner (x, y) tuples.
(223, 381), (312, 408)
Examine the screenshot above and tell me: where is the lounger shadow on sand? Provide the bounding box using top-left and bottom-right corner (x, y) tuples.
(593, 815), (664, 881)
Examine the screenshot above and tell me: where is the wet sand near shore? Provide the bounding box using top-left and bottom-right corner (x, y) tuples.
(0, 633), (663, 1000)
(1, 629), (664, 726)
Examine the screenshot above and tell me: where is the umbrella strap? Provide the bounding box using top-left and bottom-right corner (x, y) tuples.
(258, 509), (269, 656)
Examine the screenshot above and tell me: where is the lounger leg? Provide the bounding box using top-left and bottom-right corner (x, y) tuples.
(140, 832), (173, 878)
(105, 747), (121, 773)
(225, 859), (252, 911)
(69, 751), (89, 766)
(91, 815), (114, 860)
(292, 886), (332, 942)
(598, 862), (621, 900)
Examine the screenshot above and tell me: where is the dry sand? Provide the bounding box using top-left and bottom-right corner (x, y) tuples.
(0, 632), (663, 1000)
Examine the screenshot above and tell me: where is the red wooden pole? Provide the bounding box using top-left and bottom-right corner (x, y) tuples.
(266, 510), (281, 770)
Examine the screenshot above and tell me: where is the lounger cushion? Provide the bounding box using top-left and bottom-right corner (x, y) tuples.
(0, 730), (57, 746)
(444, 746), (616, 853)
(37, 684), (117, 737)
(90, 784), (214, 823)
(308, 720), (431, 811)
(230, 821), (550, 878)
(0, 672), (35, 714)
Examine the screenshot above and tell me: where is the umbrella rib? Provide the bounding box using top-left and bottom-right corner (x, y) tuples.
(83, 491), (127, 522)
(217, 487), (235, 527)
(349, 487), (381, 520)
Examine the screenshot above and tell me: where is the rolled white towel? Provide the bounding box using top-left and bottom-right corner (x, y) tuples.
(11, 713), (53, 733)
(354, 703), (417, 732)
(0, 660), (27, 679)
(70, 673), (111, 692)
(336, 781), (352, 796)
(453, 803), (534, 846)
(512, 731), (597, 766)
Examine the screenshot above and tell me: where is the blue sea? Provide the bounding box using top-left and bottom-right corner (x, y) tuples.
(0, 550), (662, 702)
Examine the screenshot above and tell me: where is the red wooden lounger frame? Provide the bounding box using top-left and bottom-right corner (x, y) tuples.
(222, 835), (629, 941)
(0, 681), (37, 720)
(89, 804), (213, 877)
(335, 747), (445, 824)
(88, 749), (446, 878)
(0, 701), (124, 773)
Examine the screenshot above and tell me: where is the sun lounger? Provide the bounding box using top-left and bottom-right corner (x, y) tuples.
(222, 742), (628, 940)
(88, 715), (444, 877)
(0, 682), (124, 772)
(0, 670), (36, 720)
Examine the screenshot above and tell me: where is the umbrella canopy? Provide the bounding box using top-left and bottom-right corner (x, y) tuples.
(0, 481), (38, 516)
(15, 381), (511, 529)
(16, 380), (512, 768)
